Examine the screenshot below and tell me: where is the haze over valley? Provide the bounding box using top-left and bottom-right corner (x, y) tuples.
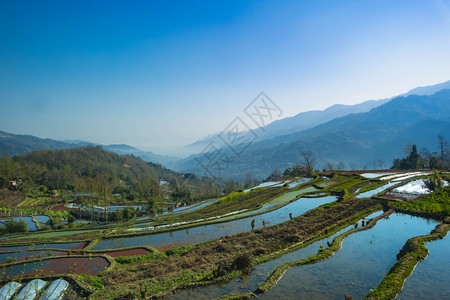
(0, 1), (449, 300)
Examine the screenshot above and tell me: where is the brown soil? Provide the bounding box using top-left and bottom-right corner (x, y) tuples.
(0, 190), (26, 209)
(69, 241), (88, 250)
(2, 256), (110, 278)
(39, 257), (110, 276)
(51, 203), (70, 211)
(156, 242), (190, 252)
(99, 197), (380, 298)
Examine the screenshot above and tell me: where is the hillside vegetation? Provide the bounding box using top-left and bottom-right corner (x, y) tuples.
(0, 146), (219, 207)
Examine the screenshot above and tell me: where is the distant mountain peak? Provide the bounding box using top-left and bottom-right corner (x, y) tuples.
(105, 144), (139, 150)
(173, 87), (450, 180)
(0, 130), (179, 166)
(400, 80), (450, 97)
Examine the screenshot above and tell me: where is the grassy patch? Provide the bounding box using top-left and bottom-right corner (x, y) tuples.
(390, 188), (450, 217)
(165, 245), (193, 256)
(115, 252), (167, 264)
(79, 274), (105, 289)
(153, 187), (286, 225)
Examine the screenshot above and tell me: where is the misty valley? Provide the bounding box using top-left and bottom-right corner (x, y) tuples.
(1, 2), (450, 298)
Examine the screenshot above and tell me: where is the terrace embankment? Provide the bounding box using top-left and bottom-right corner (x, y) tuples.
(93, 196), (381, 299)
(365, 222), (449, 300)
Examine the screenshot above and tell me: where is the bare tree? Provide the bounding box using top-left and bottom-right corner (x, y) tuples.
(325, 162), (334, 171)
(336, 162), (346, 170)
(301, 150), (317, 175)
(420, 148), (431, 169)
(224, 179), (238, 194)
(438, 135), (449, 163)
(244, 172), (254, 188)
(271, 168), (282, 180)
(349, 162), (358, 170)
(377, 160), (385, 170)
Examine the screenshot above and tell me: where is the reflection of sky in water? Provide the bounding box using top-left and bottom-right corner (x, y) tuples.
(0, 215), (50, 232)
(243, 181), (283, 193)
(355, 182), (396, 198)
(34, 215), (50, 224)
(259, 214), (437, 300)
(397, 233), (450, 299)
(134, 187), (316, 231)
(176, 200), (214, 214)
(359, 173), (394, 179)
(0, 242), (85, 252)
(287, 177), (313, 189)
(135, 200), (215, 224)
(0, 250), (67, 264)
(230, 187), (319, 220)
(0, 260), (48, 278)
(93, 196), (337, 250)
(170, 211), (384, 300)
(0, 217), (37, 231)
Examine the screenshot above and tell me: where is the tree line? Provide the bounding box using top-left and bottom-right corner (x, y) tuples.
(0, 146), (220, 204)
(392, 135), (449, 170)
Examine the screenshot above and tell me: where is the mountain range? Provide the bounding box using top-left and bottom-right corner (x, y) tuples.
(0, 132), (178, 166)
(185, 80), (450, 155)
(185, 98), (390, 154)
(2, 80), (450, 180)
(172, 86), (450, 180)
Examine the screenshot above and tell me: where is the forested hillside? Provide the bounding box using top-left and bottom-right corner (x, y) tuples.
(0, 146), (219, 203)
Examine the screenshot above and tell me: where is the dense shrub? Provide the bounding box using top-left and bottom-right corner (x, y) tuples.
(424, 171), (444, 192)
(0, 219), (28, 234)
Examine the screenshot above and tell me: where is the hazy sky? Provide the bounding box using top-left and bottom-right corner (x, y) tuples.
(1, 0), (450, 156)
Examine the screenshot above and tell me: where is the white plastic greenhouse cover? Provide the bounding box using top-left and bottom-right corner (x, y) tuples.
(17, 279), (47, 300)
(0, 281), (22, 299)
(38, 279), (69, 300)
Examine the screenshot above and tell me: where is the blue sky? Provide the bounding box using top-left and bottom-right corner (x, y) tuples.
(1, 0), (450, 156)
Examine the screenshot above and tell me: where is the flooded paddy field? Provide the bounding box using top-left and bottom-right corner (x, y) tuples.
(171, 211), (385, 299)
(396, 233), (450, 299)
(93, 195), (336, 251)
(259, 214), (438, 300)
(0, 172), (447, 299)
(0, 249), (69, 264)
(0, 241), (87, 252)
(0, 256), (110, 278)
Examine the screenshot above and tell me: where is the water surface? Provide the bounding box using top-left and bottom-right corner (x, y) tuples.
(171, 211), (384, 299)
(0, 250), (68, 264)
(34, 215), (50, 224)
(0, 256), (109, 278)
(0, 217), (37, 231)
(0, 242), (86, 252)
(355, 182), (396, 198)
(93, 196), (337, 251)
(260, 214), (438, 300)
(397, 233), (450, 299)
